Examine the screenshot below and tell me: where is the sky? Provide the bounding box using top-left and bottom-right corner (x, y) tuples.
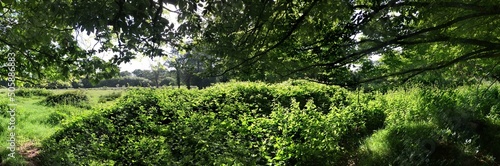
(75, 31), (158, 72)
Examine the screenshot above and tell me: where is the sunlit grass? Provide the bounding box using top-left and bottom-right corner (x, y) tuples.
(0, 88), (118, 165)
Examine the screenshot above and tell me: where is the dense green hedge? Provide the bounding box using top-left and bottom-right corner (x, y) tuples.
(37, 80), (384, 165)
(36, 81), (500, 165)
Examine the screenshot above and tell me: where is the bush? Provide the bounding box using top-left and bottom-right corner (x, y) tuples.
(41, 91), (90, 108)
(196, 80), (349, 116)
(45, 106), (85, 126)
(96, 76), (152, 87)
(37, 81), (500, 165)
(15, 88), (53, 97)
(356, 84), (500, 165)
(38, 80), (378, 165)
(45, 80), (73, 89)
(97, 92), (122, 103)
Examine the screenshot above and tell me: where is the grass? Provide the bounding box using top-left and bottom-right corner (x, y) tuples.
(0, 88), (124, 165)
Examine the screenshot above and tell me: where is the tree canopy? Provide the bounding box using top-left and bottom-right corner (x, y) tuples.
(1, 0), (499, 87)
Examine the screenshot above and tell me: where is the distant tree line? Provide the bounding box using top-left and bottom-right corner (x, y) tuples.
(0, 67), (222, 89)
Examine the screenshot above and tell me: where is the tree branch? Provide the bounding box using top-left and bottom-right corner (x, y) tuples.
(355, 48), (499, 86)
(214, 0), (320, 77)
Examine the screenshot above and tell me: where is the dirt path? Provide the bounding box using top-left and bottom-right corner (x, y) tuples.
(18, 141), (40, 166)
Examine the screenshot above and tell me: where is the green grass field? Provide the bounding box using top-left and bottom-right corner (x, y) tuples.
(0, 88), (124, 165)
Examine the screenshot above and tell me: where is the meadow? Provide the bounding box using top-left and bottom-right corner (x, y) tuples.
(0, 88), (124, 165)
(0, 80), (499, 165)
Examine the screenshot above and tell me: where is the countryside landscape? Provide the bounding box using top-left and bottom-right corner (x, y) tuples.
(1, 0), (500, 165)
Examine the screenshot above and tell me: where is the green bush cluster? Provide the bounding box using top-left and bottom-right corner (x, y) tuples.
(40, 91), (90, 108)
(45, 106), (86, 126)
(358, 85), (500, 165)
(15, 88), (53, 97)
(97, 92), (122, 103)
(37, 80), (384, 165)
(24, 80), (73, 89)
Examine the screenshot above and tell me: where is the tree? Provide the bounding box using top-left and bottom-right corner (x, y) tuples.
(119, 71), (132, 77)
(2, 0), (499, 87)
(150, 61), (168, 88)
(166, 47), (218, 89)
(132, 69), (151, 79)
(0, 0), (181, 84)
(347, 0), (500, 87)
(175, 0), (500, 87)
(0, 1), (122, 84)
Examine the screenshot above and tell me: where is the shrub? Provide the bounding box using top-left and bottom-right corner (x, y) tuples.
(43, 80), (73, 89)
(45, 106), (85, 126)
(15, 88), (53, 97)
(38, 81), (375, 165)
(197, 80), (349, 116)
(356, 84), (500, 165)
(97, 92), (122, 103)
(41, 91), (90, 108)
(45, 111), (67, 126)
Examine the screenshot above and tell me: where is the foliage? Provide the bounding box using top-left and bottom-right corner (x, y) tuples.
(15, 88), (53, 97)
(2, 0), (499, 88)
(37, 80), (384, 165)
(44, 80), (73, 89)
(0, 98), (9, 118)
(45, 105), (86, 126)
(159, 77), (176, 86)
(357, 84), (500, 165)
(97, 92), (122, 103)
(0, 81), (496, 165)
(41, 91), (90, 108)
(172, 0), (500, 86)
(119, 71), (132, 77)
(0, 1), (119, 83)
(96, 76), (152, 87)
